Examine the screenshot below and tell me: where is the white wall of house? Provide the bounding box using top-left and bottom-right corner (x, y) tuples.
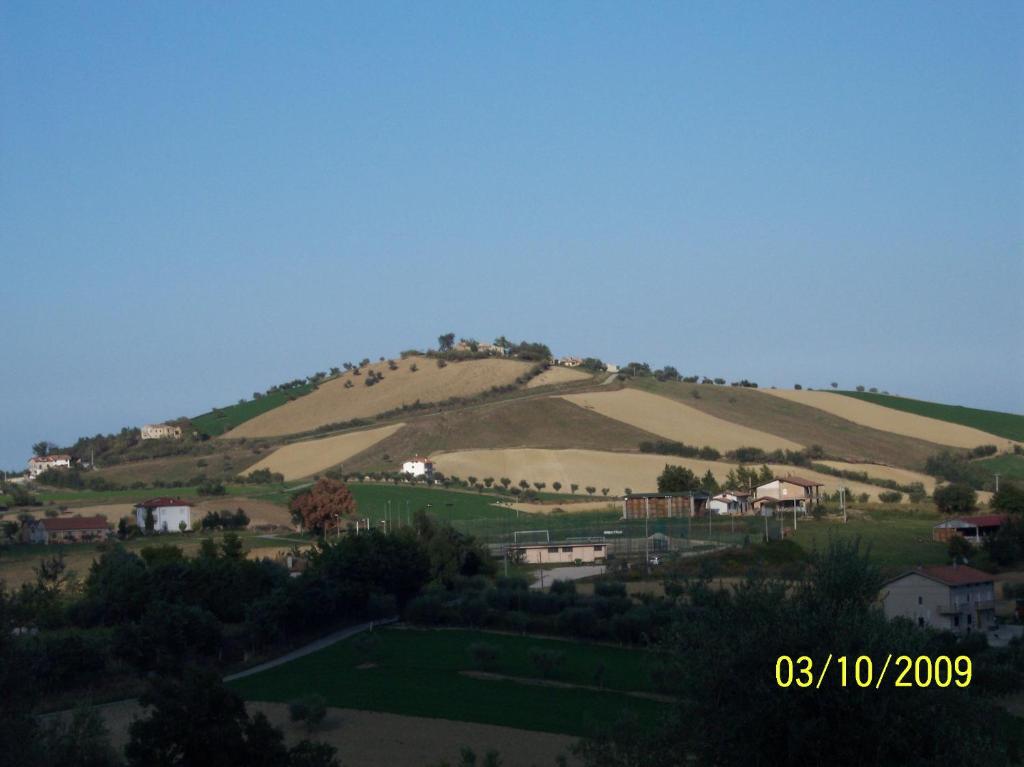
(28, 456), (72, 477)
(135, 505), (192, 532)
(402, 460), (433, 477)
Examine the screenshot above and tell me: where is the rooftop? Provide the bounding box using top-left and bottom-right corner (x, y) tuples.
(893, 565), (995, 587)
(135, 497), (193, 509)
(36, 516), (109, 532)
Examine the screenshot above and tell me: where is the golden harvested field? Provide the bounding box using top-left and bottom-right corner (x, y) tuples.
(562, 389), (803, 452)
(58, 700), (577, 767)
(762, 389), (1007, 449)
(193, 498), (293, 527)
(244, 423), (405, 480)
(815, 461), (938, 493)
(431, 448), (893, 500)
(226, 358), (533, 438)
(525, 366), (593, 388)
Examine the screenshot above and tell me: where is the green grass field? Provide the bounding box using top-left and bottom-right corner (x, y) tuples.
(228, 627), (664, 735)
(0, 483), (280, 508)
(788, 509), (947, 570)
(836, 391), (1024, 442)
(975, 453), (1024, 482)
(190, 384), (317, 437)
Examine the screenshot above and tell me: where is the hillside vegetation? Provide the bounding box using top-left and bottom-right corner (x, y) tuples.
(191, 382), (317, 437)
(226, 357), (534, 439)
(837, 390), (1024, 442)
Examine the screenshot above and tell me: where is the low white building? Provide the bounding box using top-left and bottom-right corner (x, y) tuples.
(559, 356), (583, 367)
(27, 454), (73, 478)
(134, 497), (193, 533)
(402, 456), (434, 478)
(141, 423), (183, 440)
(708, 491), (752, 515)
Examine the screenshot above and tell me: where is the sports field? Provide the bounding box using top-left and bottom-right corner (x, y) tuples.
(228, 627), (665, 736)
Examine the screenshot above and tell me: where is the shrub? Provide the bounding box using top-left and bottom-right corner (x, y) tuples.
(528, 647), (565, 679)
(468, 642), (499, 670)
(878, 491), (903, 504)
(288, 694), (327, 733)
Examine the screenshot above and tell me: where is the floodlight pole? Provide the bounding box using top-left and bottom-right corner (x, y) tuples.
(644, 496), (650, 574)
(995, 474), (1000, 493)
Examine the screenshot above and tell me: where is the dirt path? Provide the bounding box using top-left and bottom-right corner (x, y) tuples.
(224, 619), (391, 681)
(460, 670), (675, 703)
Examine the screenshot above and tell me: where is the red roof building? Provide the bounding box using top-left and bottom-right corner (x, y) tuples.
(26, 515), (111, 544)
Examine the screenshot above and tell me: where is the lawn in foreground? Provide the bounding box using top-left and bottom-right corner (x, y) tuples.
(836, 391), (1024, 442)
(228, 627), (665, 736)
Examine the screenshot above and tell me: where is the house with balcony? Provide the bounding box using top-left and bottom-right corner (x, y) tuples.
(880, 565), (996, 636)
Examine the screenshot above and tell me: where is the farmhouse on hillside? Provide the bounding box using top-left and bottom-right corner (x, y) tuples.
(141, 423), (183, 440)
(134, 497), (194, 533)
(880, 565), (996, 636)
(932, 515), (1008, 545)
(559, 356), (584, 367)
(753, 475), (823, 515)
(708, 491), (752, 515)
(402, 456), (434, 479)
(27, 454), (73, 478)
(25, 515), (110, 544)
(622, 492), (710, 519)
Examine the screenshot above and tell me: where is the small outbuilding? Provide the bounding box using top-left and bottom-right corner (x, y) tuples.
(932, 515), (1008, 545)
(622, 492), (710, 519)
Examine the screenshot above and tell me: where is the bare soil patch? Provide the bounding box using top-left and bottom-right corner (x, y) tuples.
(563, 389), (803, 452)
(526, 367), (593, 388)
(762, 389), (1005, 449)
(227, 358), (533, 439)
(61, 699), (578, 767)
(244, 423), (405, 480)
(432, 448), (900, 500)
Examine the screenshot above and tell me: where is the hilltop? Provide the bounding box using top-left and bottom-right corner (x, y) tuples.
(20, 343), (1023, 503)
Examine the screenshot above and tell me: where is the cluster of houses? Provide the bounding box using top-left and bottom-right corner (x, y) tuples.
(19, 497), (195, 544)
(621, 475), (824, 520)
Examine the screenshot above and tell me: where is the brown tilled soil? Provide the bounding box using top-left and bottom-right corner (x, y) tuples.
(226, 358), (535, 439)
(563, 389), (803, 452)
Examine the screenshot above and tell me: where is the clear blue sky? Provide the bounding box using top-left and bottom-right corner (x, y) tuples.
(1, 2), (1022, 469)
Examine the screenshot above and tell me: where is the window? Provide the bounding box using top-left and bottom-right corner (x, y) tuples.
(561, 547), (573, 553)
(594, 545), (604, 551)
(917, 617), (925, 627)
(547, 547), (559, 553)
(953, 615), (960, 627)
(917, 596), (922, 605)
(967, 614), (972, 625)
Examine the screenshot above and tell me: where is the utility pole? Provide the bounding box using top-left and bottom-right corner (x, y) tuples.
(840, 486), (847, 524)
(644, 496), (650, 574)
(995, 474), (1000, 493)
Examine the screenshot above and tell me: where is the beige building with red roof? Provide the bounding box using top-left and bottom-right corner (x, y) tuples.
(881, 565), (995, 636)
(25, 515), (110, 544)
(27, 454), (73, 478)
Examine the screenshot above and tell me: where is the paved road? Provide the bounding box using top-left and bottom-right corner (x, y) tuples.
(600, 371), (619, 385)
(224, 618), (396, 682)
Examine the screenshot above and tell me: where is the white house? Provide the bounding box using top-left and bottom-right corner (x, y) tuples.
(402, 456), (434, 478)
(559, 356), (584, 367)
(141, 423), (183, 440)
(708, 491), (751, 515)
(134, 497), (193, 533)
(27, 454), (73, 478)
